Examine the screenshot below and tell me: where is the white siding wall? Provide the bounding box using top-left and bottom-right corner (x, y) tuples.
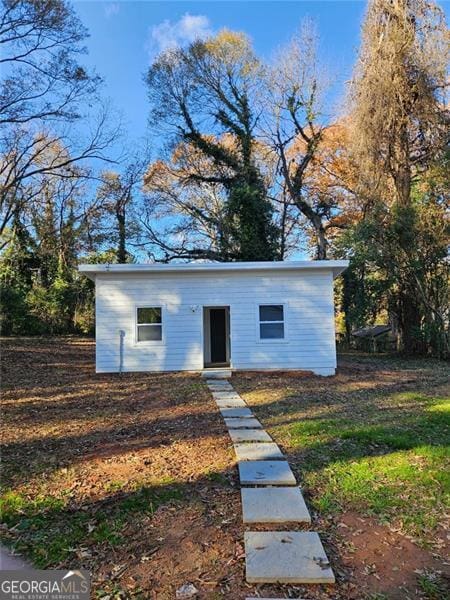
(95, 269), (337, 375)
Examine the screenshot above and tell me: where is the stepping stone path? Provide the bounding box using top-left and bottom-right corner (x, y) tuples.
(208, 384), (234, 391)
(212, 392), (244, 402)
(205, 376), (335, 589)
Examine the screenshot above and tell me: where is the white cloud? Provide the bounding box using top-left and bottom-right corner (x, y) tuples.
(147, 14), (212, 59)
(104, 3), (120, 18)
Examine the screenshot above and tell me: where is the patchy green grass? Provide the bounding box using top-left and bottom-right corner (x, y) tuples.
(416, 570), (450, 600)
(234, 355), (450, 548)
(275, 393), (449, 538)
(0, 483), (183, 567)
(283, 393), (449, 541)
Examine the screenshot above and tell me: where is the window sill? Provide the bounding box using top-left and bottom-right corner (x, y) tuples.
(257, 338), (289, 344)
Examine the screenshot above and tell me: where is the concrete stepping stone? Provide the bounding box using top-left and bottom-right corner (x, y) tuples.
(234, 442), (283, 461)
(244, 531), (335, 584)
(212, 390), (241, 398)
(213, 395), (243, 404)
(215, 397), (247, 408)
(241, 487), (311, 523)
(229, 429), (272, 443)
(214, 395), (244, 404)
(0, 545), (31, 570)
(205, 375), (230, 382)
(209, 384), (237, 389)
(203, 370), (231, 379)
(224, 417), (262, 430)
(238, 461), (296, 485)
(220, 407), (253, 418)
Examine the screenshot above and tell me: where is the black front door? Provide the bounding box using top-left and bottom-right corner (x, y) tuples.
(210, 308), (227, 364)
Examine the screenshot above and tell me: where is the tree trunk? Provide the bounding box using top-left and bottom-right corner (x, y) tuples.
(396, 285), (423, 355)
(392, 129), (424, 354)
(313, 216), (327, 260)
(116, 208), (126, 264)
(342, 269), (353, 347)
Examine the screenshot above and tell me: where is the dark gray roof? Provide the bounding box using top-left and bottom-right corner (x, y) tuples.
(352, 325), (391, 338)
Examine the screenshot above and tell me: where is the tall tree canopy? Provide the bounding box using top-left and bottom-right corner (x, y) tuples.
(145, 30), (279, 261)
(351, 0), (448, 206)
(144, 25), (344, 262)
(348, 0), (449, 355)
(0, 0), (98, 126)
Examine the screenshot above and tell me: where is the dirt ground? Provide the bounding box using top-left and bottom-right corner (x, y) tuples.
(1, 338), (448, 600)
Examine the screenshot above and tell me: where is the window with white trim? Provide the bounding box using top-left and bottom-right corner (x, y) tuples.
(259, 304), (284, 339)
(136, 307), (162, 341)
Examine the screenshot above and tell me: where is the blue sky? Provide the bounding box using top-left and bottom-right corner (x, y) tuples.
(73, 1), (368, 148)
(71, 0), (447, 261)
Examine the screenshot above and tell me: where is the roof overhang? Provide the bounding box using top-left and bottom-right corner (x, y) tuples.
(78, 260), (349, 281)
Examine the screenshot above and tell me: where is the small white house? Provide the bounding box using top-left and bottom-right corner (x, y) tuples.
(79, 260), (348, 376)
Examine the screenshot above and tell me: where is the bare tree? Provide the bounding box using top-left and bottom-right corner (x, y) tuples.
(0, 0), (100, 126)
(0, 112), (118, 237)
(264, 22), (333, 259)
(0, 0), (120, 241)
(139, 139), (233, 261)
(97, 151), (149, 263)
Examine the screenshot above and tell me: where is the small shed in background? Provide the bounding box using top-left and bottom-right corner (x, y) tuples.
(352, 324), (394, 352)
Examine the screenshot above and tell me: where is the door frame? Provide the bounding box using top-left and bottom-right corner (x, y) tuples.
(202, 305), (231, 367)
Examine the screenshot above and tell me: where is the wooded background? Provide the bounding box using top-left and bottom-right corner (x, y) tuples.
(0, 0), (448, 357)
